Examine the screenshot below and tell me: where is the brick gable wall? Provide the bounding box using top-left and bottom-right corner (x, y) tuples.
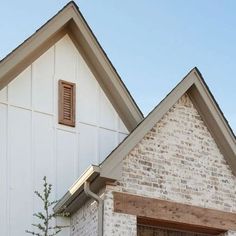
(120, 94), (236, 212)
(71, 94), (236, 235)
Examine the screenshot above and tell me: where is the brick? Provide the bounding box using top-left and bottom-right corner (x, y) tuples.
(70, 94), (236, 235)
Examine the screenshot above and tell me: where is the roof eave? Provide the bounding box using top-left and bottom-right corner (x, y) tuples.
(54, 165), (116, 214)
(54, 165), (99, 214)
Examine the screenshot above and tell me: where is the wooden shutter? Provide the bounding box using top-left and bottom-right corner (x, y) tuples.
(58, 80), (76, 127)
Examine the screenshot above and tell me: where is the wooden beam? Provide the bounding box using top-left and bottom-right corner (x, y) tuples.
(113, 192), (236, 232)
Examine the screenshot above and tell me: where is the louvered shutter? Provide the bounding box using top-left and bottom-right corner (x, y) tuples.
(58, 80), (76, 127)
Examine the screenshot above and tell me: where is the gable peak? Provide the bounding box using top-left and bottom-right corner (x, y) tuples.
(0, 1), (143, 131)
(100, 68), (236, 179)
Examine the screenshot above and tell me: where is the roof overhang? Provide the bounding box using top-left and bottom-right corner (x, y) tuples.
(0, 1), (143, 131)
(54, 165), (116, 214)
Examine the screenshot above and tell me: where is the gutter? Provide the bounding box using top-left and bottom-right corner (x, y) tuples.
(54, 165), (100, 214)
(54, 163), (116, 215)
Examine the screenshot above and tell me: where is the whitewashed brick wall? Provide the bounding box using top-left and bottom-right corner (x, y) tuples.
(120, 94), (236, 212)
(70, 185), (136, 236)
(103, 185), (137, 236)
(71, 199), (98, 236)
(71, 94), (236, 235)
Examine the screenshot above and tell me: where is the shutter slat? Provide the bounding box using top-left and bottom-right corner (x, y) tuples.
(58, 80), (76, 127)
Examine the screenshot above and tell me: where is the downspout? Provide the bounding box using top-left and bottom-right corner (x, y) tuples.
(84, 181), (104, 236)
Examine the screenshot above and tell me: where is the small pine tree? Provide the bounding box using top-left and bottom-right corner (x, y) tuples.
(26, 176), (68, 236)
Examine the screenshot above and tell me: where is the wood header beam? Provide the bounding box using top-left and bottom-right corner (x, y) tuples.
(113, 192), (236, 232)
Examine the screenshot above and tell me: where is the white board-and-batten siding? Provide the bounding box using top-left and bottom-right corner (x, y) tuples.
(0, 34), (128, 236)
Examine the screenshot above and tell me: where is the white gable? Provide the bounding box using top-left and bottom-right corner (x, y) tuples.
(0, 34), (128, 236)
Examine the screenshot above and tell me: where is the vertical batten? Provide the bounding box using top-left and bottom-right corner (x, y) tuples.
(6, 86), (10, 236)
(53, 44), (57, 200)
(30, 64), (34, 230)
(75, 52), (80, 177)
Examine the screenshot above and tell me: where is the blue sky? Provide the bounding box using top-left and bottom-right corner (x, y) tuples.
(0, 0), (235, 133)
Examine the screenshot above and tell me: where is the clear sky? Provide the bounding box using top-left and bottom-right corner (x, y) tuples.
(0, 0), (235, 133)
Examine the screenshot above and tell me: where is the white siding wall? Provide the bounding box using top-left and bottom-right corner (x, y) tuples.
(0, 34), (129, 236)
